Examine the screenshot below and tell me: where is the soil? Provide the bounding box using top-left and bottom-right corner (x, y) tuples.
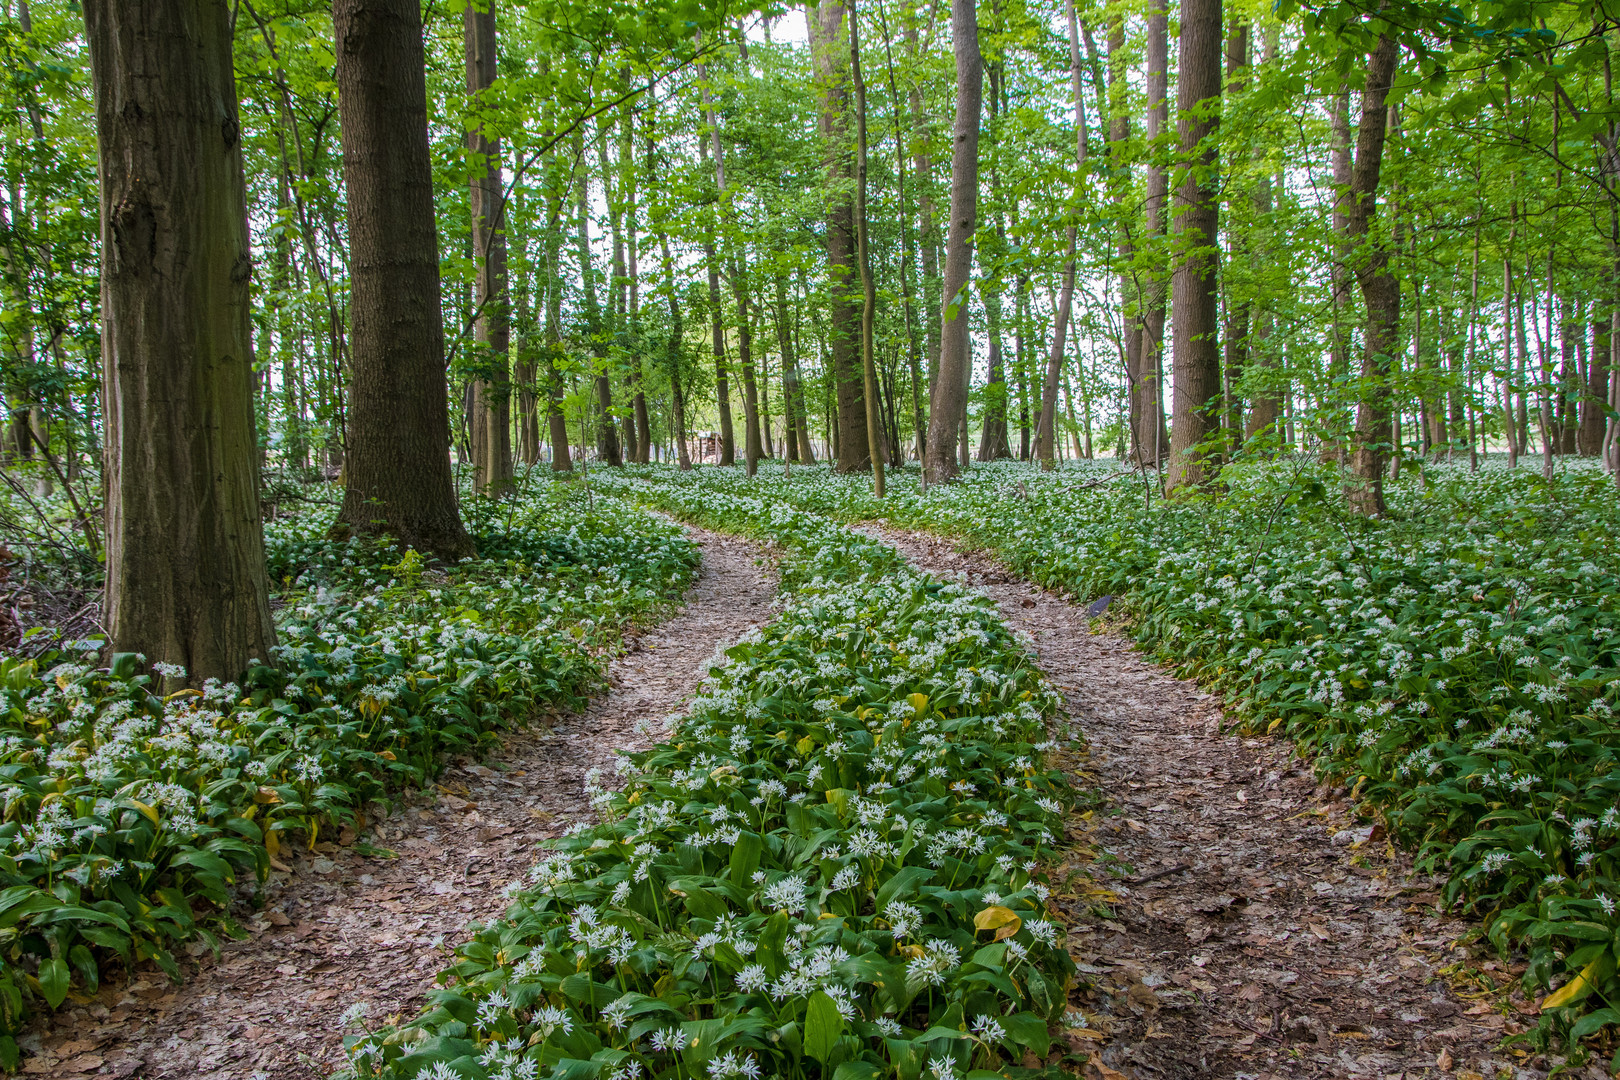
(21, 528), (776, 1080)
(869, 526), (1586, 1080)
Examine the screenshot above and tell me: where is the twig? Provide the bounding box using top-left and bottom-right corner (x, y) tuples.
(1132, 862), (1191, 885)
(1231, 1017), (1284, 1045)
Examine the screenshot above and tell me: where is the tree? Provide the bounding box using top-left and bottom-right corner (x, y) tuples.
(85, 0), (276, 684)
(850, 0), (885, 495)
(809, 1), (872, 473)
(1343, 33), (1401, 516)
(333, 0), (473, 559)
(924, 0), (981, 485)
(465, 0), (512, 496)
(1165, 0), (1223, 493)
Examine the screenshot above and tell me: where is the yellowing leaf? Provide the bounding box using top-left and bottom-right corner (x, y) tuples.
(1267, 717), (1284, 734)
(254, 786), (281, 804)
(1542, 956), (1607, 1011)
(265, 829), (281, 858)
(974, 905), (1023, 941)
(908, 692), (929, 716)
(379, 750), (397, 761)
(127, 799), (160, 827)
(796, 736), (816, 757)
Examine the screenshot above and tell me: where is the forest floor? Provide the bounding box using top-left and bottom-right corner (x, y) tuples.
(867, 526), (1581, 1080)
(16, 517), (1593, 1080)
(19, 528), (776, 1080)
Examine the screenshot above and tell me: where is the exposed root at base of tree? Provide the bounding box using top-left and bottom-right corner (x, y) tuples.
(20, 529), (776, 1080)
(871, 526), (1579, 1080)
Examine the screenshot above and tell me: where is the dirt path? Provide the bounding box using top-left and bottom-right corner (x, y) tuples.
(875, 527), (1564, 1080)
(25, 529), (776, 1080)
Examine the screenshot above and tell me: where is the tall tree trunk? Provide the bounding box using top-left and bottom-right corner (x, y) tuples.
(1585, 311), (1613, 456)
(465, 0), (511, 496)
(925, 0), (980, 484)
(87, 0), (276, 683)
(333, 0), (472, 558)
(700, 58), (761, 472)
(1343, 34), (1401, 516)
(1220, 19), (1248, 452)
(574, 136), (621, 467)
(693, 83), (736, 466)
(1138, 5), (1171, 466)
(908, 15), (942, 403)
(1036, 0), (1086, 469)
(658, 233), (692, 470)
(541, 144), (572, 471)
(977, 57), (1011, 463)
(1323, 81), (1354, 461)
(809, 2), (871, 473)
(511, 185), (541, 467)
(880, 6), (928, 461)
(1104, 16), (1146, 464)
(851, 0), (884, 493)
(1165, 0), (1223, 493)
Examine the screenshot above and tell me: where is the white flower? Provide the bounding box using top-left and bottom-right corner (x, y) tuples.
(972, 1014), (1006, 1042)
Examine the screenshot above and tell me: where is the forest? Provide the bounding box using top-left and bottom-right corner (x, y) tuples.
(0, 0), (1619, 1076)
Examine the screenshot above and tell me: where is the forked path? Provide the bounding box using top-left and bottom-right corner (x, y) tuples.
(24, 529), (775, 1080)
(877, 527), (1562, 1080)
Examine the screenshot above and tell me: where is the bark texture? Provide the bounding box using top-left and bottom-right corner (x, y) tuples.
(87, 0), (277, 683)
(333, 0), (472, 559)
(924, 0), (981, 484)
(465, 0), (511, 496)
(809, 2), (871, 473)
(1166, 0), (1223, 492)
(1343, 35), (1401, 516)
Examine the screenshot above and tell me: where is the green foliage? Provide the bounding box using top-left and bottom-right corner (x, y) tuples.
(652, 457), (1620, 1054)
(347, 472), (1080, 1080)
(0, 488), (695, 1038)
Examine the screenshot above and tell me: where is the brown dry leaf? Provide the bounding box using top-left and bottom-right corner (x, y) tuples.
(1436, 1047), (1454, 1071)
(1124, 980), (1159, 1012)
(1236, 984), (1264, 1001)
(1084, 1062), (1131, 1080)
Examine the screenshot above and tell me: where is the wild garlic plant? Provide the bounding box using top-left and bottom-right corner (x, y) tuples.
(0, 489), (695, 1065)
(346, 478), (1078, 1080)
(660, 457), (1620, 1054)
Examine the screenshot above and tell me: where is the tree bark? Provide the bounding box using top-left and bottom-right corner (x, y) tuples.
(1220, 19), (1248, 452)
(809, 2), (872, 473)
(1323, 80), (1354, 461)
(465, 0), (511, 496)
(1165, 0), (1223, 493)
(333, 0), (472, 559)
(851, 0), (885, 493)
(87, 0), (277, 683)
(924, 0), (980, 485)
(1138, 5), (1171, 466)
(1343, 34), (1401, 516)
(908, 14), (942, 405)
(658, 233), (692, 470)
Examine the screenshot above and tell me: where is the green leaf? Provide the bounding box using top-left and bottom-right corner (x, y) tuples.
(804, 990), (845, 1064)
(37, 957), (69, 1010)
(1000, 1011), (1051, 1057)
(729, 831), (763, 888)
